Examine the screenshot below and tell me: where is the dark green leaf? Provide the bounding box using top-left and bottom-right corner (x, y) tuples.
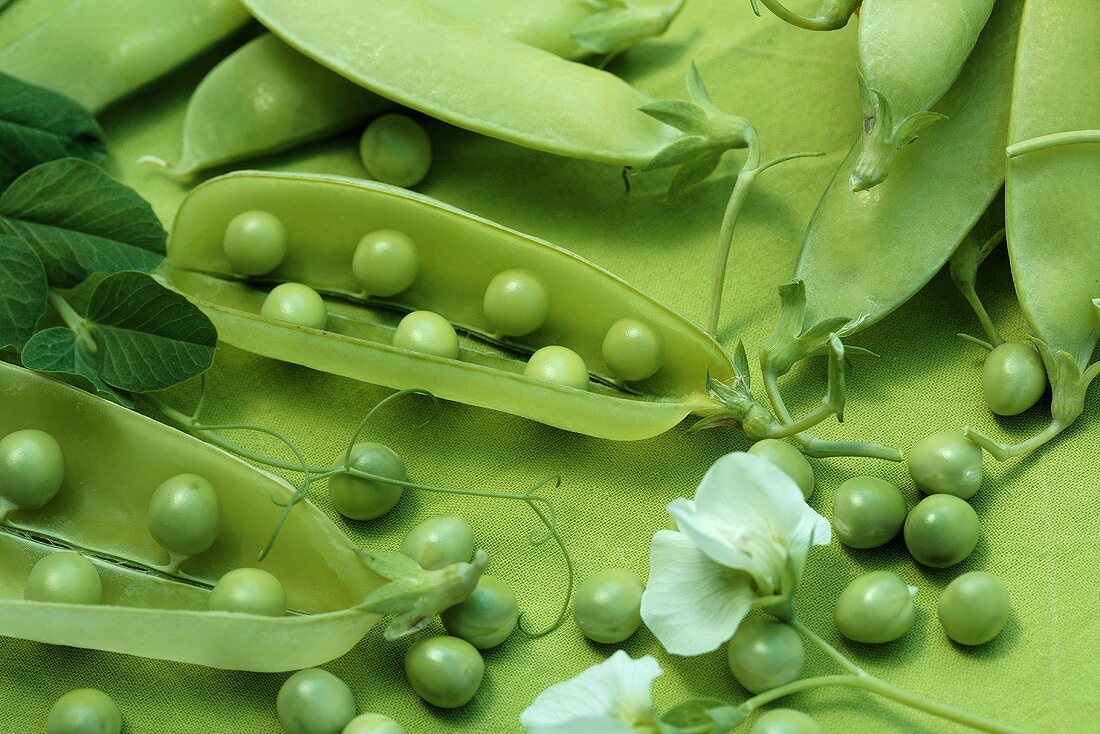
(84, 271), (216, 392)
(0, 72), (107, 190)
(20, 326), (131, 405)
(0, 234), (47, 350)
(0, 158), (165, 287)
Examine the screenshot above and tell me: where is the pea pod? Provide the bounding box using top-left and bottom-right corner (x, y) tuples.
(965, 1), (1100, 460)
(851, 0), (997, 192)
(0, 361), (385, 671)
(0, 0), (250, 113)
(759, 0), (1020, 433)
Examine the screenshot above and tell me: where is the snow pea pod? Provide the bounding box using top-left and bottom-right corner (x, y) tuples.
(851, 0), (996, 192)
(759, 0), (1020, 431)
(965, 1), (1100, 460)
(0, 361), (384, 671)
(0, 0), (250, 113)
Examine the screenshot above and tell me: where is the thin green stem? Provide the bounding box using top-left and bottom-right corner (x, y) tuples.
(1007, 130), (1100, 158)
(957, 286), (1004, 348)
(958, 333), (994, 352)
(751, 0), (856, 30)
(707, 156), (760, 337)
(791, 620), (864, 676)
(965, 421), (1067, 461)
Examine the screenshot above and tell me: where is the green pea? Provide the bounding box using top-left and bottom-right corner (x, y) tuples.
(907, 431), (983, 499)
(392, 310), (459, 359)
(47, 688), (122, 734)
(747, 439), (814, 499)
(938, 571), (1010, 646)
(352, 230), (418, 297)
(209, 568), (287, 617)
(261, 283), (328, 330)
(404, 635), (484, 709)
(441, 575), (519, 649)
(400, 515), (475, 570)
(751, 709), (821, 734)
(524, 346), (589, 390)
(25, 552), (103, 605)
(328, 443), (406, 521)
(834, 570), (916, 644)
(223, 210), (288, 275)
(572, 568), (644, 644)
(277, 668), (357, 734)
(342, 714), (405, 734)
(981, 342), (1047, 416)
(482, 268), (550, 337)
(831, 476), (906, 549)
(359, 113), (432, 188)
(601, 317), (665, 381)
(148, 473), (221, 559)
(0, 428), (64, 512)
(726, 617), (805, 694)
(904, 494), (980, 568)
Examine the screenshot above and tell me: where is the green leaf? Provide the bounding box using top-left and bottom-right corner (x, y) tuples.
(83, 271), (216, 392)
(668, 151), (723, 197)
(660, 699), (747, 734)
(639, 100), (712, 136)
(0, 72), (107, 190)
(896, 110), (948, 146)
(0, 234), (47, 350)
(732, 339), (751, 387)
(20, 326), (132, 405)
(0, 158), (165, 287)
(706, 705), (748, 733)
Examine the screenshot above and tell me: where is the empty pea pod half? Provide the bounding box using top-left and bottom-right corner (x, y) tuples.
(0, 361), (386, 672)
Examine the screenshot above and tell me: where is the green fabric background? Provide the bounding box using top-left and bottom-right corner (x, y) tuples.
(1, 1), (1096, 732)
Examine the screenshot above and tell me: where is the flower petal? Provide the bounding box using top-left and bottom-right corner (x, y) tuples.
(696, 452), (806, 538)
(640, 530), (755, 655)
(520, 651), (661, 731)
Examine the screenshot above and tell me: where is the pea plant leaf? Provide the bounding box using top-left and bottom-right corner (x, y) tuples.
(20, 326), (133, 406)
(0, 234), (47, 350)
(0, 158), (165, 287)
(0, 72), (107, 191)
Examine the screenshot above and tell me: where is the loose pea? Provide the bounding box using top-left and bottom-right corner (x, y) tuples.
(277, 668), (357, 734)
(342, 714), (405, 734)
(747, 439), (814, 499)
(726, 617), (805, 694)
(834, 571), (916, 644)
(359, 113), (432, 188)
(404, 636), (484, 709)
(482, 269), (550, 337)
(148, 473), (221, 559)
(938, 571), (1010, 646)
(47, 688), (122, 734)
(441, 575), (519, 649)
(904, 494), (980, 568)
(831, 476), (906, 549)
(25, 552), (103, 605)
(572, 568), (644, 644)
(981, 342), (1047, 416)
(401, 515), (475, 570)
(524, 346), (589, 390)
(0, 428), (64, 512)
(751, 709), (821, 734)
(601, 317), (665, 381)
(261, 283), (328, 330)
(223, 210), (288, 275)
(209, 568), (287, 617)
(352, 230), (418, 297)
(328, 443), (406, 521)
(392, 310), (459, 359)
(907, 431), (983, 499)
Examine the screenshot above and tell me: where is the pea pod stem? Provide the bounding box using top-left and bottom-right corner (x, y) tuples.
(1006, 129), (1100, 158)
(949, 228), (1007, 348)
(749, 0), (859, 30)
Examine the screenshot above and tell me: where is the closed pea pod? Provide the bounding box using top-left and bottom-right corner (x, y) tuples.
(47, 689), (122, 734)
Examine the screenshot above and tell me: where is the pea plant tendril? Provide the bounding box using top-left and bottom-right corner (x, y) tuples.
(148, 383), (574, 637)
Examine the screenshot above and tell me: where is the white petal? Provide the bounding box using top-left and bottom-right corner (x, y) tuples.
(791, 501), (832, 550)
(525, 716), (635, 734)
(520, 651), (661, 731)
(640, 530), (755, 656)
(696, 452), (807, 538)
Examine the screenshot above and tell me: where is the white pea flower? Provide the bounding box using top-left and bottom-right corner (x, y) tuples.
(520, 651), (662, 734)
(641, 451), (830, 656)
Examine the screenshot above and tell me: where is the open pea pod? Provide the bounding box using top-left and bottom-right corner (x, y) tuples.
(759, 0), (1021, 428)
(965, 1), (1100, 460)
(0, 361), (384, 671)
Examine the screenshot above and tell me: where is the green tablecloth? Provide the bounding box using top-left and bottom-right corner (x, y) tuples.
(2, 1), (1095, 732)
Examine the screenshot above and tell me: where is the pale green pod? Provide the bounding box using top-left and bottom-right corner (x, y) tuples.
(0, 0), (250, 113)
(0, 362), (384, 672)
(851, 0), (997, 191)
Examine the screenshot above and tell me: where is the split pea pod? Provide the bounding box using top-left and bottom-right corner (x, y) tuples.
(965, 1), (1100, 460)
(0, 361), (385, 672)
(850, 0), (997, 192)
(759, 0), (1020, 433)
(0, 0), (251, 113)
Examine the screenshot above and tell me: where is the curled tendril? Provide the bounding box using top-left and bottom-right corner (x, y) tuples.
(342, 389), (440, 470)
